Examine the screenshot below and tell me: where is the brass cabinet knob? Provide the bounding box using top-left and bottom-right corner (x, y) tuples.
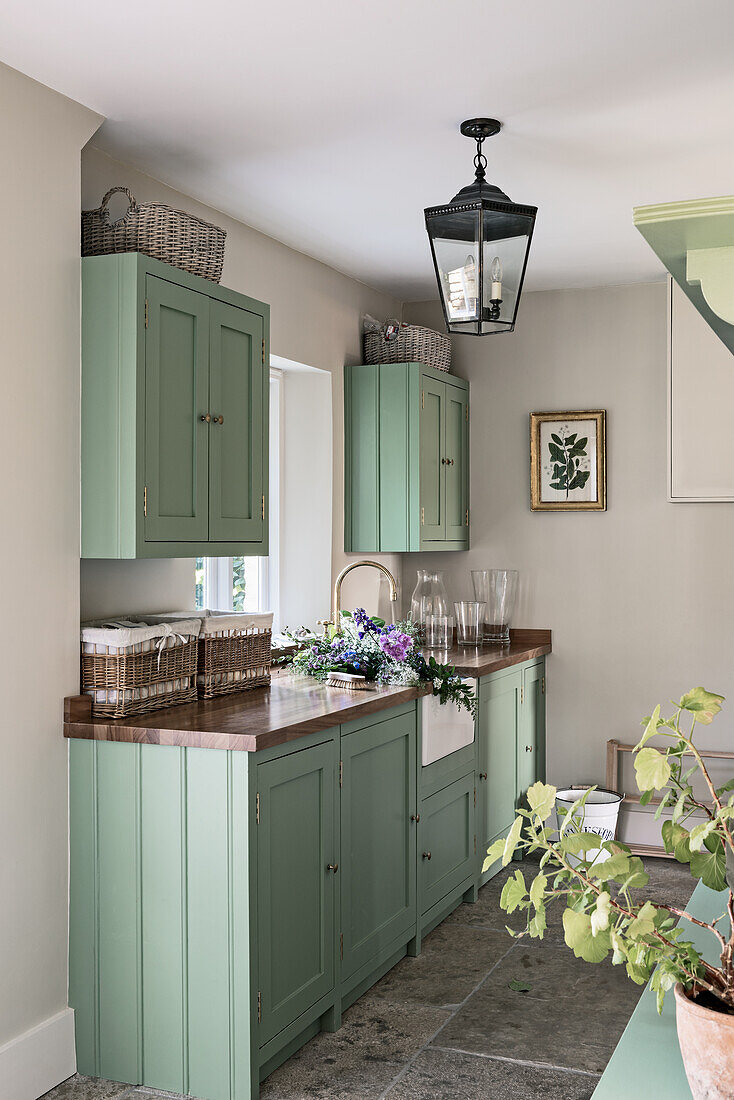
(200, 414), (211, 423)
(479, 772), (487, 780)
(411, 813), (421, 823)
(449, 458), (455, 466)
(525, 746), (533, 753)
(326, 863), (339, 873)
(422, 851), (432, 861)
(441, 457), (446, 465)
(213, 415), (224, 425)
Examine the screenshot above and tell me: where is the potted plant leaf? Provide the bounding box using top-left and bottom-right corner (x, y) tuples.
(487, 688), (734, 1100)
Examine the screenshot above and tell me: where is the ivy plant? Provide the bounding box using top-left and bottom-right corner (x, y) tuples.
(487, 687), (734, 1012)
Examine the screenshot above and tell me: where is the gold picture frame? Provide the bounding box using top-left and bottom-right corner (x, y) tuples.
(530, 410), (606, 511)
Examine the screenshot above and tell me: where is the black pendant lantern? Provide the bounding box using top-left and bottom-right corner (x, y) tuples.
(424, 119), (537, 336)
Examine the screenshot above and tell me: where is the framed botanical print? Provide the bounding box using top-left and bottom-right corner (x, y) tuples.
(530, 410), (606, 511)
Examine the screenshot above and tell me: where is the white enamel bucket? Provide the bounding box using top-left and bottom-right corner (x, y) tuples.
(555, 787), (622, 866)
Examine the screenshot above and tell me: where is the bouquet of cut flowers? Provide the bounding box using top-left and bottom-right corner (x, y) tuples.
(283, 608), (476, 716)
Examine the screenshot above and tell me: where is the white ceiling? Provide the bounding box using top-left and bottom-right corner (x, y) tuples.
(2, 0), (734, 301)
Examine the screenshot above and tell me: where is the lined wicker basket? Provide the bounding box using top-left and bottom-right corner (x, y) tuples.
(363, 323), (451, 373)
(142, 610), (273, 699)
(197, 612), (273, 699)
(80, 619), (201, 719)
(82, 187), (226, 283)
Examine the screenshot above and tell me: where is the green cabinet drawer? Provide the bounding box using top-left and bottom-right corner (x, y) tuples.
(82, 252), (269, 558)
(420, 772), (475, 914)
(340, 710), (417, 979)
(344, 361), (469, 553)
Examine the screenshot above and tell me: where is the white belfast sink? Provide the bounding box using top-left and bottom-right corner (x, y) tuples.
(421, 679), (476, 766)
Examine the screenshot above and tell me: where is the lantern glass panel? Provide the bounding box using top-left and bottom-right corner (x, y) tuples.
(427, 208), (481, 324)
(481, 207), (534, 327)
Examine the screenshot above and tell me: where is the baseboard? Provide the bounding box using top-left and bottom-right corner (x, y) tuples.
(0, 1008), (76, 1100)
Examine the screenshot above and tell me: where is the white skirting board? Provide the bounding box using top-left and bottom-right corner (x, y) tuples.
(0, 1008), (75, 1100)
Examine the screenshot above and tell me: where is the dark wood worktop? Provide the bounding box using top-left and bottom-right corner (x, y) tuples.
(64, 628), (551, 753)
(440, 628), (552, 677)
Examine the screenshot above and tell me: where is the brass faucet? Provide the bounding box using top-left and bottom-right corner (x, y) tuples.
(327, 560), (399, 633)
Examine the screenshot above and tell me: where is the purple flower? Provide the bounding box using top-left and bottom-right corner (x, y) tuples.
(378, 631), (413, 662)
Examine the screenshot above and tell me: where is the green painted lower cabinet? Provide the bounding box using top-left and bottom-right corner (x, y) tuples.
(340, 709), (417, 983)
(419, 773), (475, 915)
(477, 660), (546, 885)
(69, 664), (546, 1100)
(256, 741), (337, 1046)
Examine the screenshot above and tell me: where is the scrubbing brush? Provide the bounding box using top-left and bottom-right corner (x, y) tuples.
(325, 672), (374, 691)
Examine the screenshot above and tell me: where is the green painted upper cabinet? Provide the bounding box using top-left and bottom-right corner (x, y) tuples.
(81, 253), (269, 558)
(344, 362), (469, 552)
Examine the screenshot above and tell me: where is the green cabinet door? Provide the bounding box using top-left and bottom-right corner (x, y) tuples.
(208, 300), (265, 543)
(341, 711), (417, 980)
(420, 773), (475, 916)
(420, 374), (445, 542)
(256, 741), (337, 1045)
(518, 662), (546, 801)
(444, 383), (468, 542)
(144, 275), (210, 543)
(343, 362), (469, 553)
(477, 668), (521, 883)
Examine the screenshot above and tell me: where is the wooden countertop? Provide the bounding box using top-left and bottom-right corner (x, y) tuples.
(435, 628), (551, 677)
(64, 628), (551, 753)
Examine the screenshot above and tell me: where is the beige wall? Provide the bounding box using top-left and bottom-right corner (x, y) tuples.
(0, 61), (100, 1074)
(405, 284), (734, 825)
(81, 147), (405, 623)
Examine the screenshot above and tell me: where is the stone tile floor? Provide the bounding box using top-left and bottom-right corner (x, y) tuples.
(41, 857), (692, 1100)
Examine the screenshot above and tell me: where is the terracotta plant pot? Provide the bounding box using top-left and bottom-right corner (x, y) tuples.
(675, 983), (734, 1099)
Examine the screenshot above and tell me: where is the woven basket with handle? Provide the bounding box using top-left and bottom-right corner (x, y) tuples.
(363, 323), (451, 373)
(82, 187), (226, 282)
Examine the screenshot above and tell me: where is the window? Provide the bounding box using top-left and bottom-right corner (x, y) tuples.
(195, 370), (282, 626)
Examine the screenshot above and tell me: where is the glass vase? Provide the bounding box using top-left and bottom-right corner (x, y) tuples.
(409, 569), (431, 644)
(422, 571), (449, 649)
(472, 569), (518, 644)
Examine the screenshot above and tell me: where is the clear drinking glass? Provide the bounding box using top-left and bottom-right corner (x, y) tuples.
(454, 601), (485, 646)
(422, 571), (449, 648)
(472, 569), (518, 644)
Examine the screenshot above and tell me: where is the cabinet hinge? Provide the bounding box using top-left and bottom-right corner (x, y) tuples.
(474, 787), (476, 807)
(257, 990), (262, 1022)
(339, 760), (343, 788)
(465, 508), (469, 526)
(143, 485), (147, 517)
(421, 507), (425, 526)
(474, 834), (477, 855)
(256, 792), (260, 825)
(262, 337), (265, 366)
(261, 495), (265, 521)
(421, 390), (425, 410)
(340, 932), (343, 960)
(541, 676), (545, 695)
(144, 298), (149, 328)
(466, 405), (469, 423)
(520, 686), (524, 705)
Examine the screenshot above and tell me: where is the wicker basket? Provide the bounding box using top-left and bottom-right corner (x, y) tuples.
(141, 610), (273, 699)
(82, 187), (226, 283)
(80, 619), (201, 719)
(197, 612), (273, 699)
(363, 323), (451, 373)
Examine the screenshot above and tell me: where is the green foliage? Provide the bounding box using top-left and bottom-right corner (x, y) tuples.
(548, 430), (591, 498)
(490, 687), (734, 1012)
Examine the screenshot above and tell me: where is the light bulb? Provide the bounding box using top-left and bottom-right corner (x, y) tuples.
(490, 255), (503, 303)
